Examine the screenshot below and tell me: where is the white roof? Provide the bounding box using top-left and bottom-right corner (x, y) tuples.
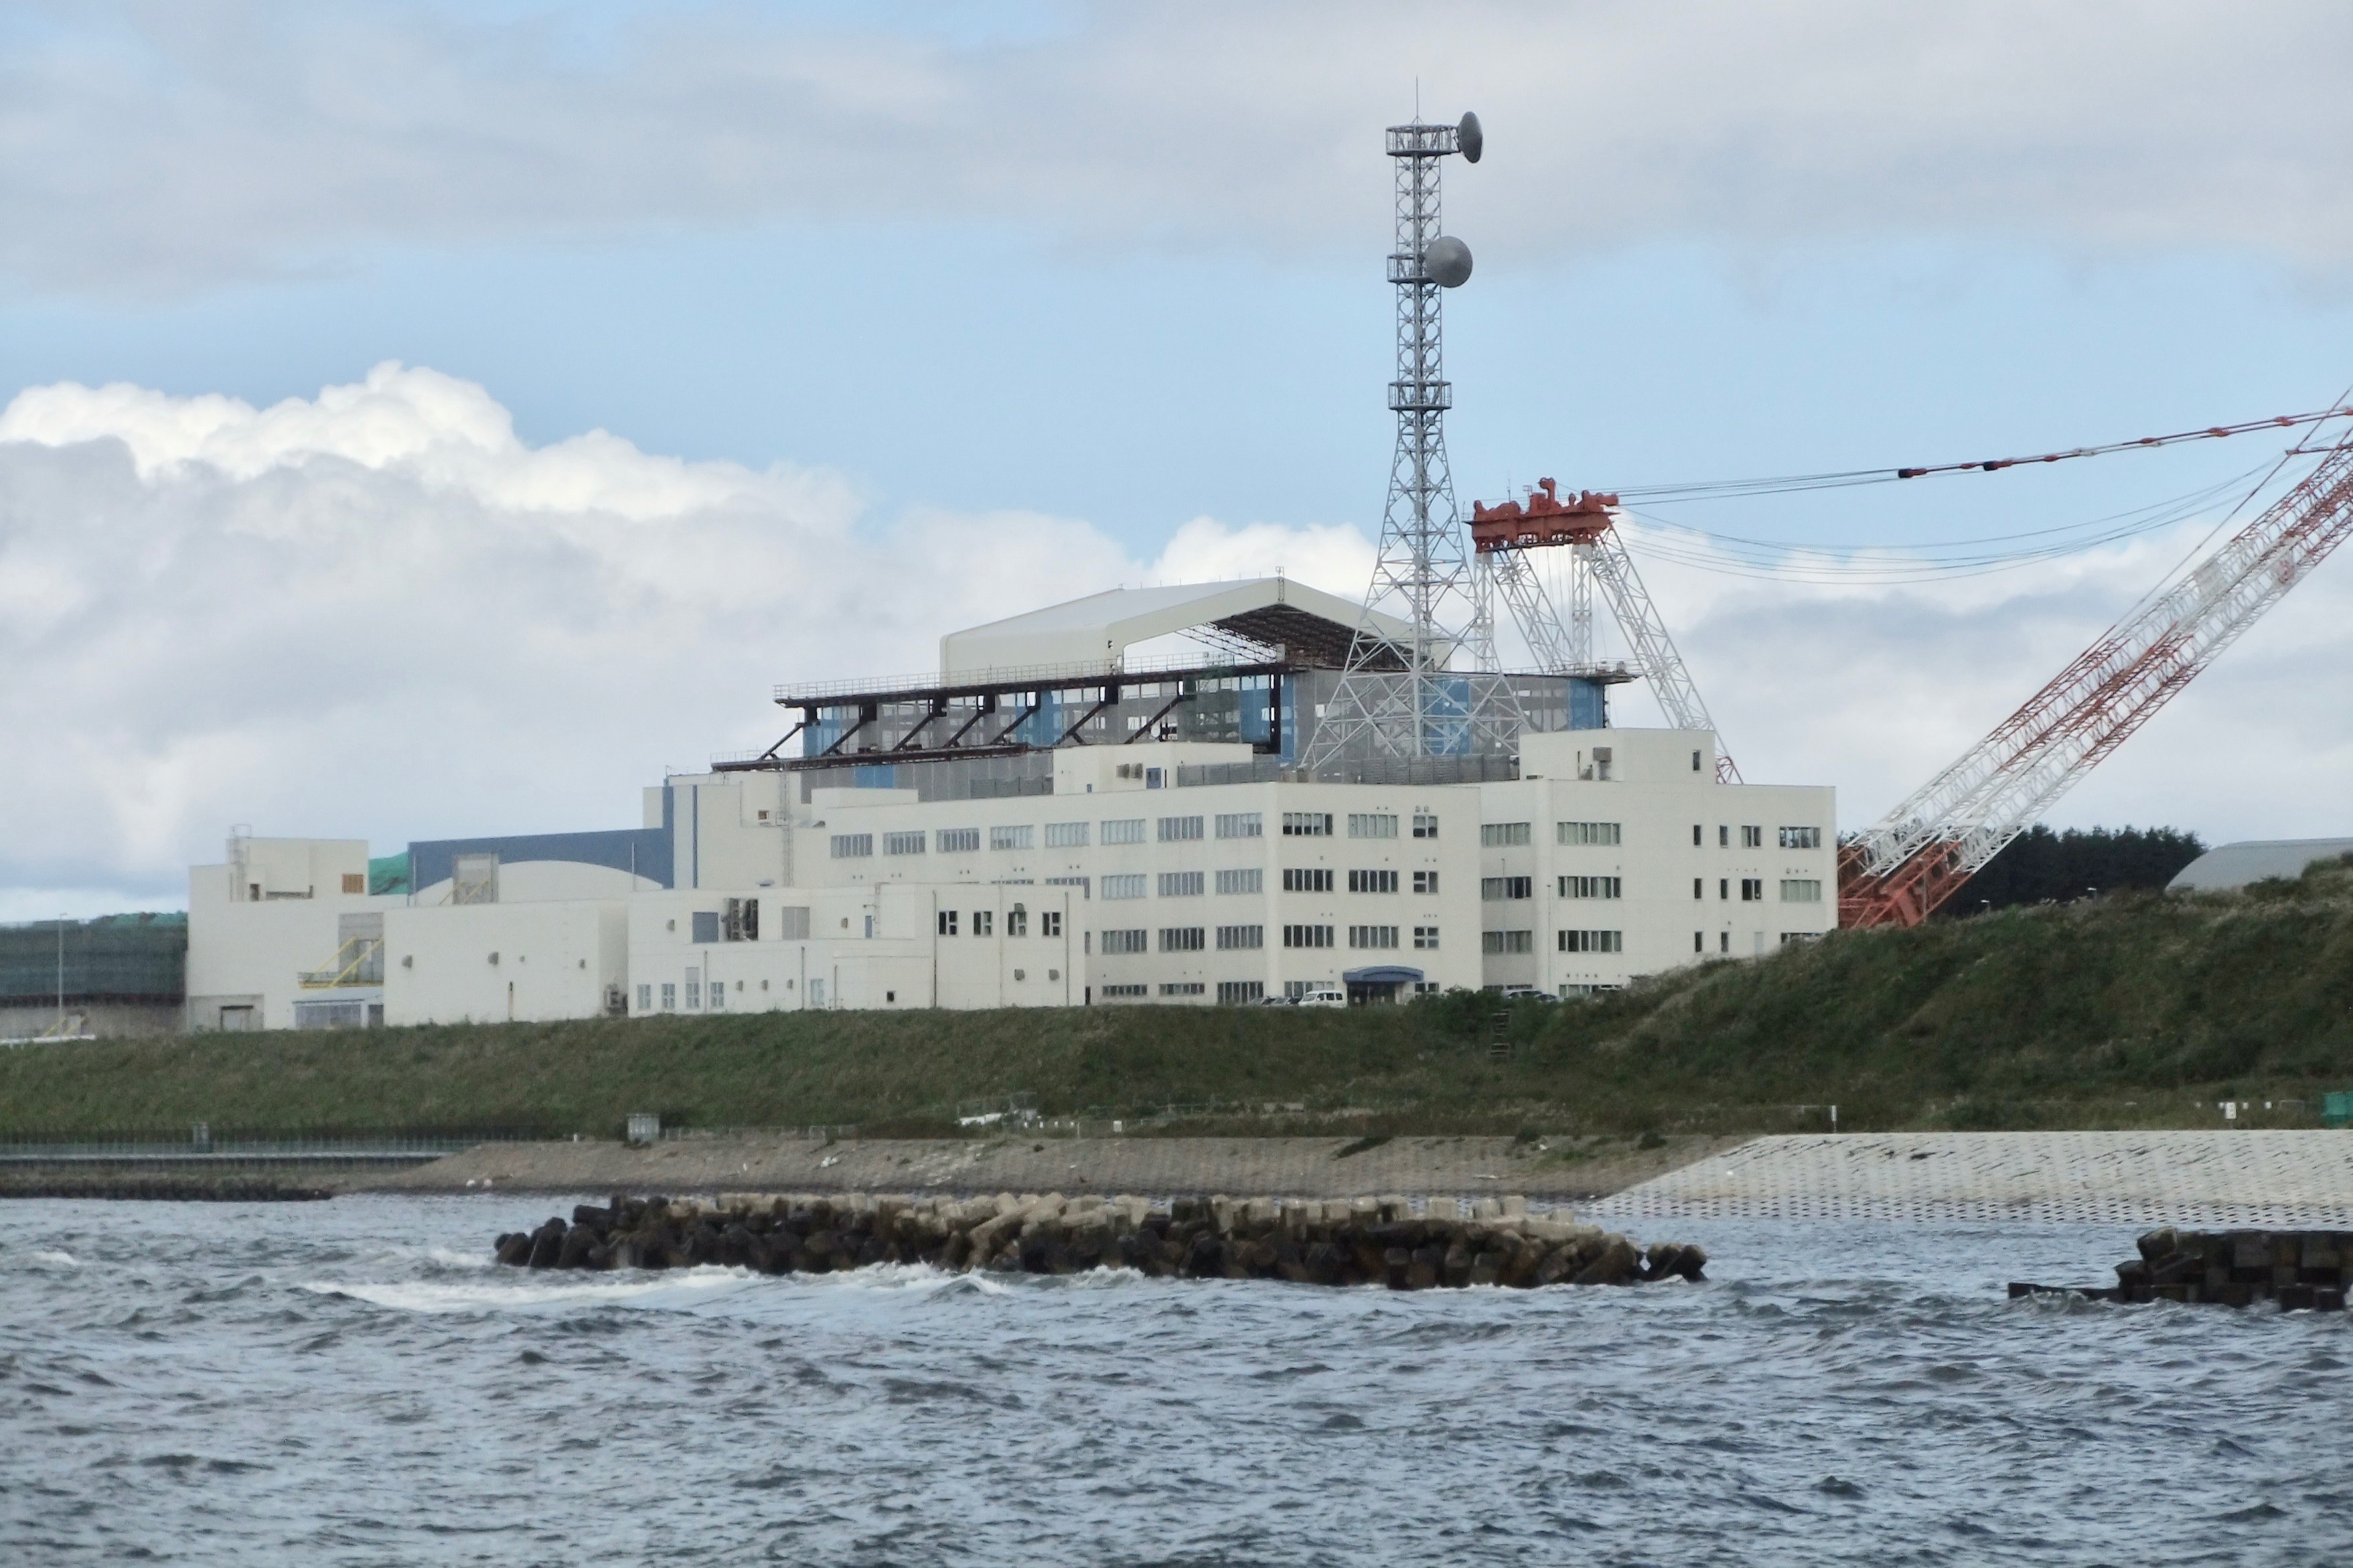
(2167, 837), (2353, 892)
(939, 577), (1430, 677)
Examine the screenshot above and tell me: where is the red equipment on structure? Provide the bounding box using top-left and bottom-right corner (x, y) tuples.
(1470, 478), (1618, 552)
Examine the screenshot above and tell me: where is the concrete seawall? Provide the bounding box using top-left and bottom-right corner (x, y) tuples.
(368, 1133), (1742, 1200)
(1587, 1131), (2353, 1227)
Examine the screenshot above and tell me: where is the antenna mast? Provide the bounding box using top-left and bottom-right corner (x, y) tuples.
(1307, 109), (1524, 768)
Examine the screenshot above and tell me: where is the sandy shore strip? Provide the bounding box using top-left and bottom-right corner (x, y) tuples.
(361, 1133), (1744, 1201)
(1586, 1131), (2353, 1227)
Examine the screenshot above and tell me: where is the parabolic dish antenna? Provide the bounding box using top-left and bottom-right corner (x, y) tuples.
(1422, 234), (1473, 288)
(1458, 111), (1483, 163)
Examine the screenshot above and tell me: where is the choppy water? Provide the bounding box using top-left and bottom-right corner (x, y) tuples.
(3, 1196), (2348, 1565)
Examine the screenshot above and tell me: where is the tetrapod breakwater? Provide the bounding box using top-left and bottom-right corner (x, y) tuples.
(492, 1190), (1707, 1289)
(2012, 1226), (2352, 1309)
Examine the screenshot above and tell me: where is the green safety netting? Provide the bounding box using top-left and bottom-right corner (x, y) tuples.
(368, 853), (410, 896)
(0, 912), (187, 1002)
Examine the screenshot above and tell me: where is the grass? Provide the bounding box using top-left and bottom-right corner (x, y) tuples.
(5, 860), (2350, 1139)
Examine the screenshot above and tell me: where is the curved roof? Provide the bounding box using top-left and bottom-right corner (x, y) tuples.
(2166, 837), (2353, 892)
(939, 577), (1434, 678)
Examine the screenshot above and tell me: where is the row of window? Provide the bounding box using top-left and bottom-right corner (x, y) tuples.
(935, 908), (1065, 937)
(1097, 924), (1437, 953)
(849, 818), (1825, 861)
(637, 970), (768, 1013)
(1479, 930), (1626, 955)
(1476, 821), (1825, 851)
(1692, 878), (1823, 902)
(1689, 825), (1825, 850)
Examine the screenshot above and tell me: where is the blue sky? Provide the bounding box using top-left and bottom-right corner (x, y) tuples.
(4, 1), (2352, 914)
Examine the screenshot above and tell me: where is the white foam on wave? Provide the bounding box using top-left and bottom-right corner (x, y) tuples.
(17, 1249), (80, 1270)
(301, 1265), (765, 1315)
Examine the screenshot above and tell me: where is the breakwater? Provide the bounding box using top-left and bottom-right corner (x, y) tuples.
(2012, 1226), (2351, 1309)
(493, 1190), (1706, 1289)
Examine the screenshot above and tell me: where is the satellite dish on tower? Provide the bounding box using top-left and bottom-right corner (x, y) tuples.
(1423, 235), (1473, 288)
(1458, 111), (1483, 163)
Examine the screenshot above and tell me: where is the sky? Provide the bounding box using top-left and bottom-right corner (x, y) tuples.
(5, 0), (2353, 918)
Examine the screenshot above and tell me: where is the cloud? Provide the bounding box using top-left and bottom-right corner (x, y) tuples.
(3, 362), (2346, 910)
(11, 2), (2353, 297)
(0, 362), (1356, 902)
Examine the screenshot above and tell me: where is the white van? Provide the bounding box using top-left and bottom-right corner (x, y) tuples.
(1296, 987), (1348, 1009)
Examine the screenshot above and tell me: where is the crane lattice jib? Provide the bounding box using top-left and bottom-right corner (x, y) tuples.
(1842, 439), (2353, 926)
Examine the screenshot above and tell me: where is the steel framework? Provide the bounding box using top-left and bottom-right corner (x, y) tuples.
(1471, 481), (1744, 781)
(1841, 433), (2353, 927)
(1307, 115), (1523, 768)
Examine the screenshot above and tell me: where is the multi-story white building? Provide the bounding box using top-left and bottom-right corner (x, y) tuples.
(186, 580), (1836, 1029)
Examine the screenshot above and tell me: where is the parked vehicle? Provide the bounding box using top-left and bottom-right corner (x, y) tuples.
(1296, 987), (1348, 1009)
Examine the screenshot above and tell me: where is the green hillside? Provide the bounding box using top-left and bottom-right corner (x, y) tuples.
(4, 858), (2348, 1138)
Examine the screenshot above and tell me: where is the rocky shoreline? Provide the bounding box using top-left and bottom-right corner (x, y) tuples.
(495, 1189), (1706, 1290)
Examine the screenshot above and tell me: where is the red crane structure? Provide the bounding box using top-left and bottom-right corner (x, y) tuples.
(1839, 429), (2353, 927)
(1470, 479), (1746, 783)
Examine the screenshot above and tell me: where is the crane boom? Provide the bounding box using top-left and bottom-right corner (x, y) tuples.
(1841, 436), (2353, 927)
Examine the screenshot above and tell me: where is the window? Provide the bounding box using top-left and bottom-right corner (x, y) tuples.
(1412, 925), (1439, 950)
(1481, 877), (1533, 901)
(830, 833), (873, 859)
(1102, 874), (1147, 900)
(1480, 821), (1532, 847)
(1720, 879), (1730, 900)
(1412, 811), (1439, 839)
(1348, 869), (1399, 894)
(1101, 929), (1148, 955)
(1348, 924), (1399, 950)
(1558, 929), (1624, 954)
(1215, 812), (1263, 839)
(1008, 906), (1029, 937)
(1215, 868), (1262, 895)
(709, 982), (726, 1011)
(684, 971), (700, 1009)
(1740, 879), (1764, 902)
(1159, 871), (1205, 897)
(1692, 749), (1704, 773)
(1742, 825), (1764, 849)
(1718, 825), (1730, 847)
(1216, 924), (1264, 950)
(1158, 815), (1204, 843)
(937, 910), (959, 936)
(884, 831), (925, 856)
(1780, 827), (1823, 850)
(1042, 910), (1062, 936)
(1348, 812), (1398, 839)
(1780, 879), (1823, 903)
(1159, 926), (1205, 953)
(973, 910), (994, 936)
(691, 910), (720, 944)
(1282, 924), (1333, 949)
(1720, 931), (1731, 954)
(1282, 867), (1333, 892)
(990, 824), (1033, 851)
(660, 982), (676, 1011)
(1693, 878), (1704, 900)
(1412, 870), (1439, 894)
(1160, 982), (1205, 997)
(1217, 980), (1264, 1005)
(1558, 821), (1622, 846)
(1692, 824), (1703, 847)
(1482, 930), (1535, 955)
(1559, 875), (1623, 900)
(1102, 818), (1146, 845)
(1100, 984), (1148, 999)
(1045, 821), (1089, 848)
(1282, 812), (1332, 837)
(1045, 876), (1089, 897)
(636, 983), (651, 1012)
(1694, 932), (1705, 954)
(937, 827), (979, 854)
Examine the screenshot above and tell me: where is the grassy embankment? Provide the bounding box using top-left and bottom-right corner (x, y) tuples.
(4, 859), (2348, 1139)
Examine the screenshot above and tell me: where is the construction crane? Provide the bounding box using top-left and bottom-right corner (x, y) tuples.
(1470, 479), (1744, 782)
(1839, 428), (2353, 927)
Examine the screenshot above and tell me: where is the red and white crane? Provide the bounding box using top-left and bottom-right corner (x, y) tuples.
(1838, 426), (2353, 926)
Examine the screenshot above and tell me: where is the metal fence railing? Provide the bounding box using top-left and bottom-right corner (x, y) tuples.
(0, 1126), (556, 1163)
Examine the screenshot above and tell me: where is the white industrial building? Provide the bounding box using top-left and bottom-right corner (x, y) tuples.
(187, 580), (1837, 1030)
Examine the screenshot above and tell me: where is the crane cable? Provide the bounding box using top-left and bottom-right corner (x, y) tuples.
(1606, 405), (2353, 504)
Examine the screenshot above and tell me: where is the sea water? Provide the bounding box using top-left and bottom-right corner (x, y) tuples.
(2, 1195), (2347, 1564)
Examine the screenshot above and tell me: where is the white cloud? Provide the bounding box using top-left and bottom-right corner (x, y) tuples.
(11, 3), (2353, 297)
(3, 362), (2346, 911)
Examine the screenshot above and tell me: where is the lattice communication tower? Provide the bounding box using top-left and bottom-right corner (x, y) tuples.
(1306, 110), (1526, 769)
